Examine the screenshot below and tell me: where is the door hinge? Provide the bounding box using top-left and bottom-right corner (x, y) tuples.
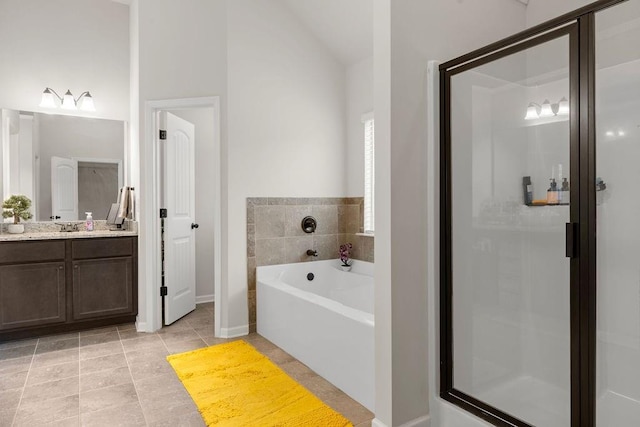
(159, 208), (167, 218)
(159, 130), (167, 140)
(160, 286), (167, 297)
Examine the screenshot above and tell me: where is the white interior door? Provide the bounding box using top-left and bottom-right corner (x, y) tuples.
(51, 156), (78, 221)
(162, 111), (197, 325)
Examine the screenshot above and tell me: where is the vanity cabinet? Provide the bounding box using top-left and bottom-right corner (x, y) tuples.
(0, 236), (137, 340)
(72, 238), (135, 320)
(0, 241), (66, 331)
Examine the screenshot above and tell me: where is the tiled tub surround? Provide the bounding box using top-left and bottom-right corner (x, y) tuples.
(246, 197), (374, 332)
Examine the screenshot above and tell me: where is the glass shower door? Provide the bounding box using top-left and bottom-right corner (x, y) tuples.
(442, 26), (576, 427)
(595, 1), (640, 425)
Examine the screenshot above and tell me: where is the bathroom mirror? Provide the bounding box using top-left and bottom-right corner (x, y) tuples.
(0, 109), (126, 221)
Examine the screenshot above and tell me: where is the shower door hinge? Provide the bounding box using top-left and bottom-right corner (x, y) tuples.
(159, 129), (167, 140)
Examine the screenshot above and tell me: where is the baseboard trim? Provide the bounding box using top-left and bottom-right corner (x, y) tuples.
(196, 294), (214, 304)
(372, 415), (430, 427)
(401, 415), (430, 427)
(220, 325), (249, 338)
(135, 320), (148, 333)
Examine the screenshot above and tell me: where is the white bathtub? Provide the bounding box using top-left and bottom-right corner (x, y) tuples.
(257, 259), (374, 412)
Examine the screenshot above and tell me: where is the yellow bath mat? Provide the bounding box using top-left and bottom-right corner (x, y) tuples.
(167, 340), (353, 427)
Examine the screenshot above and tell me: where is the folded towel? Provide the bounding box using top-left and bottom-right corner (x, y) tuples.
(117, 186), (135, 219)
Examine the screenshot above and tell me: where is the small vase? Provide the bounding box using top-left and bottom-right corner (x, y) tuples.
(340, 265), (352, 272)
(8, 224), (24, 234)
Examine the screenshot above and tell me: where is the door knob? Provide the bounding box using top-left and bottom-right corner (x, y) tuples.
(191, 223), (199, 229)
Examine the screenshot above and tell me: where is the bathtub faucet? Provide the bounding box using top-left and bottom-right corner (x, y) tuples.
(306, 249), (318, 257)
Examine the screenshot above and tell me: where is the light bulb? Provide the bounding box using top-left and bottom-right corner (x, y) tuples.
(539, 99), (554, 118)
(61, 90), (77, 110)
(557, 97), (570, 115)
(80, 93), (95, 112)
(524, 103), (539, 120)
(39, 88), (57, 108)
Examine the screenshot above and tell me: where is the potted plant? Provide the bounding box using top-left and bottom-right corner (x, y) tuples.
(2, 195), (33, 234)
(339, 243), (353, 271)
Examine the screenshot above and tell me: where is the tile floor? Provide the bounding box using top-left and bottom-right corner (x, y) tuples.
(0, 303), (373, 426)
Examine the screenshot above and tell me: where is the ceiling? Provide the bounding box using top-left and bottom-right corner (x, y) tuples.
(282, 0), (373, 66)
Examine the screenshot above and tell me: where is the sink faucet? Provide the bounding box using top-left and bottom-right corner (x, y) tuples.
(56, 222), (79, 232)
(306, 249), (318, 257)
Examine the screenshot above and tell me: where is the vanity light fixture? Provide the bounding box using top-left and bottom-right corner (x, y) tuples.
(605, 129), (626, 138)
(524, 97), (569, 120)
(39, 87), (95, 112)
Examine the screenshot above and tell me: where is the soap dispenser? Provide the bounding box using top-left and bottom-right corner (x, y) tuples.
(547, 179), (559, 205)
(85, 212), (94, 231)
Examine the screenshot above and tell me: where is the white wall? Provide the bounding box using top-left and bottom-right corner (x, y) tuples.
(168, 108), (216, 302)
(525, 0), (593, 27)
(373, 2), (392, 424)
(374, 0), (527, 425)
(135, 0), (227, 330)
(0, 0), (129, 121)
(347, 56), (374, 197)
(226, 0), (347, 330)
(36, 114), (125, 221)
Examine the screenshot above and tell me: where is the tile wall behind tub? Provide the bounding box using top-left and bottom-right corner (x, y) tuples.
(246, 197), (374, 332)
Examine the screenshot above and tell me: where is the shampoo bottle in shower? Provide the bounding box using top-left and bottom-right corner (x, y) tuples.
(560, 178), (570, 205)
(85, 212), (94, 231)
(522, 176), (533, 205)
(547, 179), (559, 205)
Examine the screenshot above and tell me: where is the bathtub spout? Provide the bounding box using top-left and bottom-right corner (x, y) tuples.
(306, 249), (318, 257)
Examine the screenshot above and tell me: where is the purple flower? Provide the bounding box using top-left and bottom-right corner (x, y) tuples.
(339, 243), (353, 266)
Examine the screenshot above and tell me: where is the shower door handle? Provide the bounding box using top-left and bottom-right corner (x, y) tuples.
(566, 222), (577, 258)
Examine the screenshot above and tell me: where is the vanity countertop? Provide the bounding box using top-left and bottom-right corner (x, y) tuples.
(0, 230), (137, 242)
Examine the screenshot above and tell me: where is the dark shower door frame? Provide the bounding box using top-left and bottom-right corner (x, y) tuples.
(438, 1), (627, 426)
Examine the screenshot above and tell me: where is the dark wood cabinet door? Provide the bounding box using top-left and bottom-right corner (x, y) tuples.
(0, 262), (66, 330)
(72, 257), (134, 320)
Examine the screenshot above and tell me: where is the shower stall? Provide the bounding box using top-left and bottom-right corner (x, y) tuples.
(438, 0), (640, 425)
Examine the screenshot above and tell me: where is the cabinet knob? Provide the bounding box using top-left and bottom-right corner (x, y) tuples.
(74, 265), (78, 269)
(59, 266), (63, 270)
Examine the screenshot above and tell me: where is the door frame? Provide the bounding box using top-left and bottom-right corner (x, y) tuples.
(72, 157), (124, 197)
(141, 97), (221, 336)
(440, 23), (578, 427)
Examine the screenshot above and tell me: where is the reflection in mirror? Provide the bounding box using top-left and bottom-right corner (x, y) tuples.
(0, 109), (125, 221)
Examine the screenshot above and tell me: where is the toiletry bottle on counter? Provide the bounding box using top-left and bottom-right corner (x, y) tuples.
(547, 179), (559, 204)
(560, 178), (570, 205)
(85, 212), (94, 231)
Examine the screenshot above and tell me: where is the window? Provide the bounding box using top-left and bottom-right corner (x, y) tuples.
(362, 112), (374, 233)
